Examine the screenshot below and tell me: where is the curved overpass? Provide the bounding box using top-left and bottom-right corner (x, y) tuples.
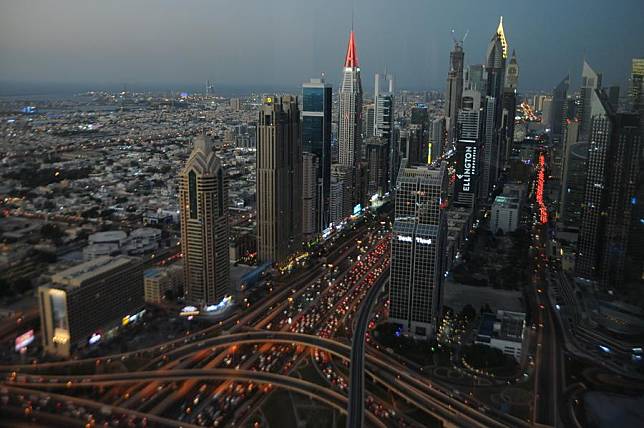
(5, 330), (521, 428)
(7, 368), (386, 428)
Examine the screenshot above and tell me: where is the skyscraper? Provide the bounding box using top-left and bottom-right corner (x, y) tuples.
(578, 60), (603, 140)
(256, 96), (302, 263)
(365, 136), (389, 197)
(575, 91), (642, 292)
(550, 75), (570, 139)
(559, 122), (587, 231)
(402, 124), (426, 166)
(390, 160), (448, 338)
(480, 17), (508, 200)
(374, 75), (395, 190)
(445, 41), (465, 144)
(429, 117), (446, 163)
(455, 89), (483, 208)
(338, 31), (363, 167)
(179, 134), (230, 305)
(302, 78), (333, 239)
(630, 58), (644, 113)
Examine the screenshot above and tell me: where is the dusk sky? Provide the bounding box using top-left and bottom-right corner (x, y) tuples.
(1, 0), (643, 92)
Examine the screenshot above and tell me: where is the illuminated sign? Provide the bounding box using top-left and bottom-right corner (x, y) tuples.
(353, 204), (362, 215)
(415, 237), (432, 245)
(427, 143), (432, 164)
(397, 235), (413, 242)
(204, 295), (233, 313)
(15, 330), (34, 351)
(180, 305), (200, 316)
(458, 142), (478, 193)
(121, 316), (130, 326)
(536, 154), (548, 224)
(88, 333), (101, 345)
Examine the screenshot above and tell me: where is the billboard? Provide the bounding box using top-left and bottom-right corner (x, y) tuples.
(15, 330), (34, 352)
(455, 139), (479, 195)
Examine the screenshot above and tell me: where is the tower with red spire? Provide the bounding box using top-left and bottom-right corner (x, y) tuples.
(335, 30), (364, 217)
(338, 30), (363, 167)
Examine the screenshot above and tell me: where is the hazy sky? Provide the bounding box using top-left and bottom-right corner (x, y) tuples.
(1, 0), (643, 92)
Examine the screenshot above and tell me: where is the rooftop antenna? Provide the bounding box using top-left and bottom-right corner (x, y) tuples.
(351, 0), (354, 31)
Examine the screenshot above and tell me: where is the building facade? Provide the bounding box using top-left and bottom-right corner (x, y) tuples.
(256, 96), (302, 263)
(302, 78), (333, 239)
(38, 256), (143, 357)
(179, 134), (230, 306)
(389, 160), (448, 338)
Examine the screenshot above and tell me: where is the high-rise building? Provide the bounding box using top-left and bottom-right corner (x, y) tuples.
(455, 89), (483, 208)
(504, 50), (519, 90)
(365, 136), (390, 197)
(256, 96), (302, 263)
(330, 163), (353, 221)
(364, 103), (375, 138)
(38, 256), (144, 357)
(302, 78), (333, 239)
(429, 117), (445, 163)
(390, 160), (448, 338)
(550, 75), (570, 139)
(401, 124), (426, 166)
(179, 134), (230, 305)
(630, 58), (644, 113)
(578, 60), (603, 140)
(501, 50), (518, 166)
(559, 137), (588, 231)
(480, 17), (508, 201)
(445, 41), (465, 143)
(338, 31), (363, 167)
(374, 73), (395, 191)
(576, 91), (642, 292)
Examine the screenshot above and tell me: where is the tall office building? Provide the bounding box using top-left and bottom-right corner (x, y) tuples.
(302, 78), (333, 239)
(338, 30), (363, 167)
(365, 137), (389, 197)
(504, 50), (519, 90)
(578, 60), (603, 140)
(374, 73), (395, 190)
(550, 75), (570, 139)
(180, 134), (230, 305)
(390, 160), (448, 338)
(559, 139), (588, 231)
(480, 95), (498, 200)
(445, 41), (465, 143)
(429, 117), (445, 163)
(402, 124), (426, 166)
(576, 91), (642, 291)
(480, 17), (508, 201)
(256, 96), (302, 263)
(38, 256), (144, 357)
(364, 103), (375, 138)
(630, 58), (644, 113)
(455, 89), (483, 208)
(501, 50), (518, 164)
(330, 163), (353, 221)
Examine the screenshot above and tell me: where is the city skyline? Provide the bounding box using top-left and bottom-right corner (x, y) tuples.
(1, 2), (644, 427)
(1, 0), (643, 92)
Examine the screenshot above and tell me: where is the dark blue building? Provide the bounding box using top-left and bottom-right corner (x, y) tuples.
(302, 78), (332, 238)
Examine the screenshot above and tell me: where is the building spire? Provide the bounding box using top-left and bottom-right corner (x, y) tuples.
(344, 31), (359, 68)
(496, 16), (508, 59)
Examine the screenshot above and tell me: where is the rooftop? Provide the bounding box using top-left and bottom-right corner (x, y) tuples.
(51, 255), (133, 287)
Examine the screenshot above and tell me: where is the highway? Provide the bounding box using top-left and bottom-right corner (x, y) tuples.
(347, 273), (388, 428)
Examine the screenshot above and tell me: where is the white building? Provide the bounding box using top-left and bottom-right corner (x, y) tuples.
(490, 195), (520, 234)
(475, 310), (526, 361)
